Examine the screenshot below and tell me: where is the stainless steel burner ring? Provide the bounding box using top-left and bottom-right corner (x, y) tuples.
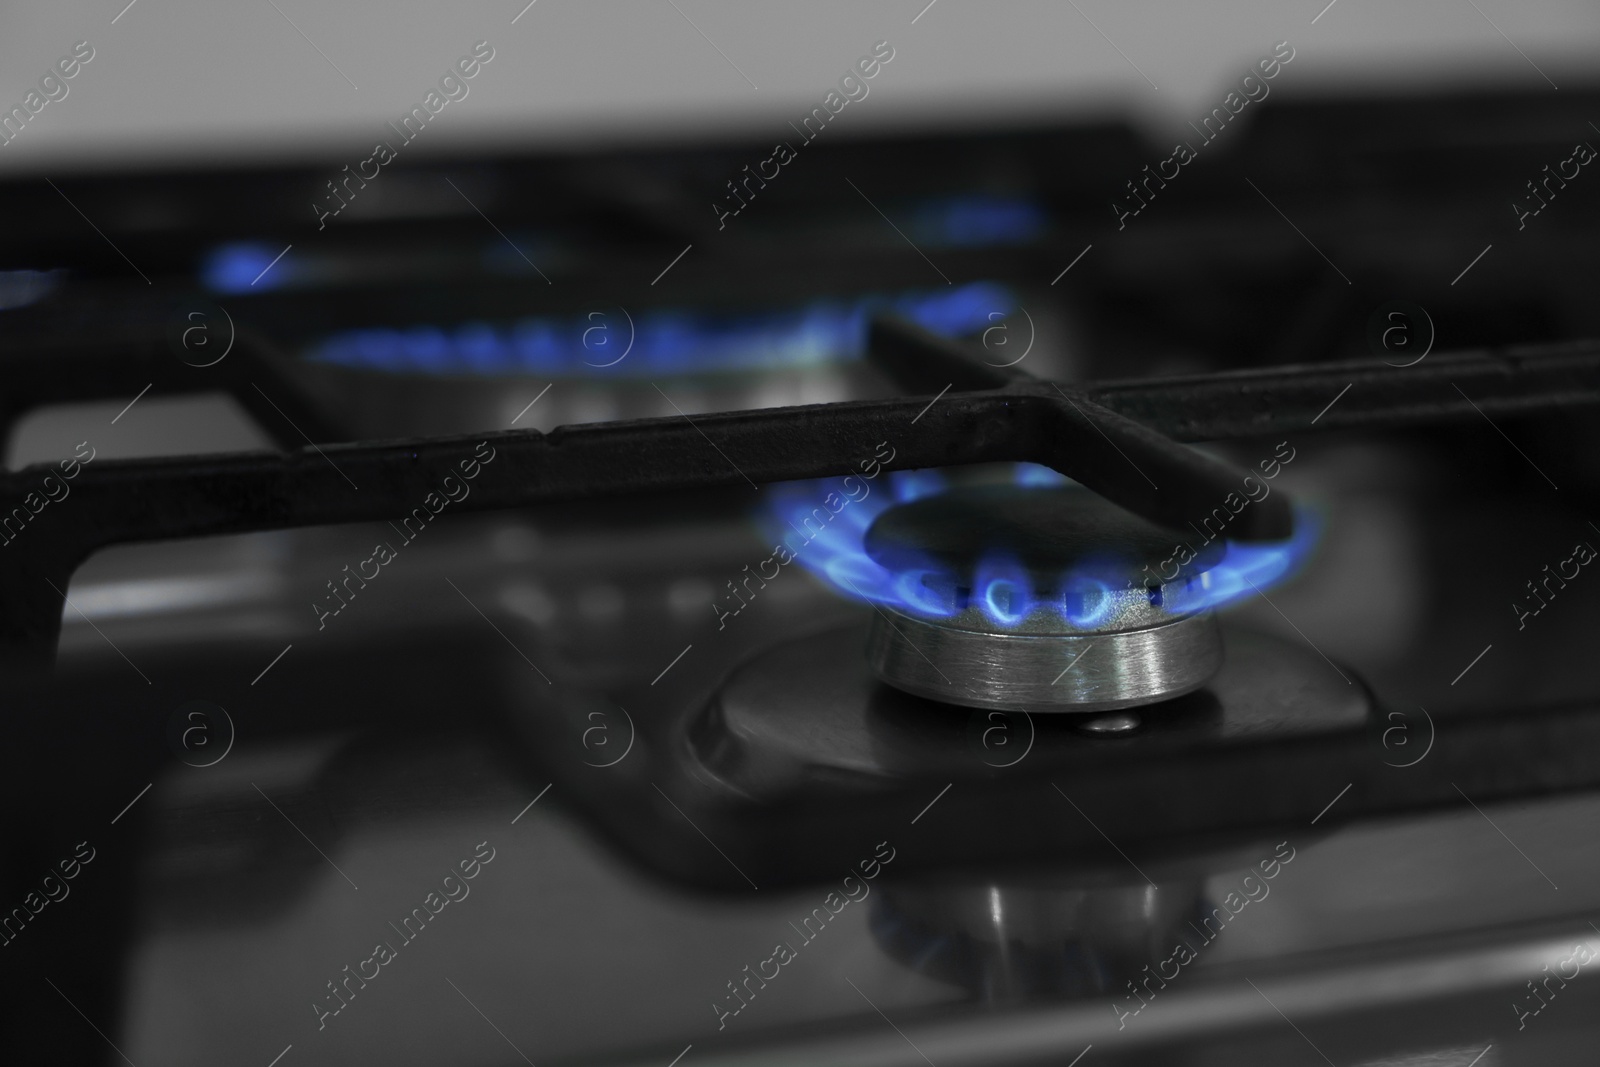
(866, 607), (1223, 713)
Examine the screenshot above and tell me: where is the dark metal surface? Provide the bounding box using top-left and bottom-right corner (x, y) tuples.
(0, 327), (345, 448)
(5, 338), (1599, 665)
(867, 314), (1030, 392)
(864, 316), (1299, 542)
(1091, 338), (1600, 438)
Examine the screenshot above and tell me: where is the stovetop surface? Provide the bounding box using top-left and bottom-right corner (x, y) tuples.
(15, 431), (1599, 1065)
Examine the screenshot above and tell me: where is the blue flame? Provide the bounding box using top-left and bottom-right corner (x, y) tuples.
(1059, 573), (1116, 628)
(974, 555), (1036, 626)
(1015, 462), (1072, 488)
(763, 467), (951, 611)
(893, 567), (960, 617)
(762, 470), (1320, 629)
(1160, 509), (1322, 615)
(301, 281), (1014, 377)
(202, 242), (296, 294)
(905, 195), (1048, 248)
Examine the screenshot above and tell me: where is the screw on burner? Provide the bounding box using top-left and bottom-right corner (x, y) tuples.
(862, 485), (1224, 714)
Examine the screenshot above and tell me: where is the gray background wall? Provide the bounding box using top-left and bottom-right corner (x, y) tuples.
(0, 0), (1595, 173)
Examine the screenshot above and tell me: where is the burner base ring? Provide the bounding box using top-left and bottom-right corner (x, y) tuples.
(866, 608), (1223, 713)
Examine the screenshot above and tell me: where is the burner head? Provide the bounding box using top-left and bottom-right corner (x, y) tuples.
(862, 485), (1225, 713)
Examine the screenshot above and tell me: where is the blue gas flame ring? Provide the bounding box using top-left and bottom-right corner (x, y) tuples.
(299, 282), (1015, 377)
(763, 467), (1320, 632)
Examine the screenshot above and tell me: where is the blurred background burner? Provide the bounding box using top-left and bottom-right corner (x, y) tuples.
(861, 485), (1227, 713)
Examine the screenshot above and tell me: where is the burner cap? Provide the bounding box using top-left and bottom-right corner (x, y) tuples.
(865, 485), (1225, 586)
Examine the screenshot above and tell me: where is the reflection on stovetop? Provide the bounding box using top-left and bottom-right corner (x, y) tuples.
(113, 715), (1600, 1066)
(121, 731), (958, 1065)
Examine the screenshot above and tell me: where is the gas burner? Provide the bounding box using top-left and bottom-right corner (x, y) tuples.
(693, 622), (1369, 802)
(862, 485), (1226, 713)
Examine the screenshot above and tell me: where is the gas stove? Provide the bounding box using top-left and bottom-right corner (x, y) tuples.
(6, 70), (1600, 1067)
